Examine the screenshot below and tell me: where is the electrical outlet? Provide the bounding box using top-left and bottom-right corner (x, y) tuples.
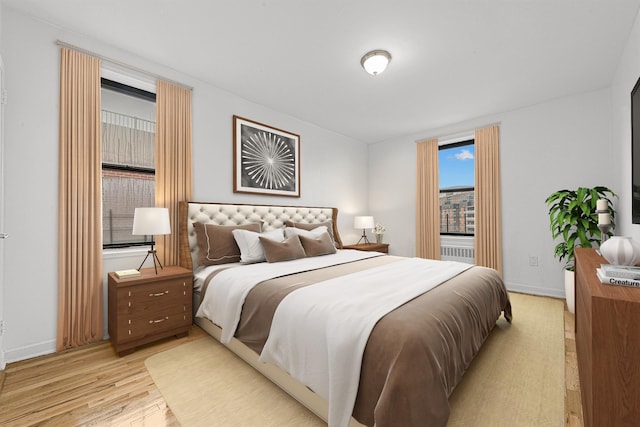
(529, 256), (539, 267)
(0, 320), (4, 336)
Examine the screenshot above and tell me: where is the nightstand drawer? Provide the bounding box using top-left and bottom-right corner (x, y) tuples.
(117, 309), (191, 343)
(116, 279), (190, 316)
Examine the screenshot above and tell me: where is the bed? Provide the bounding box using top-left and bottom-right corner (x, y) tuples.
(178, 201), (512, 427)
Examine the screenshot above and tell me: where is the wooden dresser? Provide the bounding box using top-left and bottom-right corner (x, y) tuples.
(108, 265), (193, 356)
(574, 248), (640, 427)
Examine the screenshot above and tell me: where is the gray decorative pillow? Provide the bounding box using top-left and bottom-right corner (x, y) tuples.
(298, 232), (337, 257)
(193, 222), (262, 266)
(259, 234), (306, 263)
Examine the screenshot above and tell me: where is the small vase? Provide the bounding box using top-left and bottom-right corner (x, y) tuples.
(600, 236), (640, 266)
(376, 234), (383, 244)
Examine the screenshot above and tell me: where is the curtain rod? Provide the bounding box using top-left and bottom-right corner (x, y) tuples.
(415, 121), (502, 144)
(55, 40), (193, 91)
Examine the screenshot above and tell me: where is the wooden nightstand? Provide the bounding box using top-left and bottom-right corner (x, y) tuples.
(343, 243), (389, 253)
(108, 265), (193, 356)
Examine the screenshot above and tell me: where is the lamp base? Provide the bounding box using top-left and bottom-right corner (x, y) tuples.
(138, 243), (164, 274)
(356, 229), (371, 245)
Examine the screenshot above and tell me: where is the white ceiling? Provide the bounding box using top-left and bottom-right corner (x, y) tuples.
(4, 0), (640, 143)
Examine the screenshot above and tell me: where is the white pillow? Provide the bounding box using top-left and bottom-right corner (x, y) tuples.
(284, 225), (328, 240)
(233, 228), (285, 264)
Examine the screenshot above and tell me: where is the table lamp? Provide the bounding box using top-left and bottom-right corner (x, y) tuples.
(132, 207), (171, 274)
(354, 215), (374, 245)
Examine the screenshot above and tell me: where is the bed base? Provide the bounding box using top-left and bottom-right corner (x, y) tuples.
(194, 316), (365, 427)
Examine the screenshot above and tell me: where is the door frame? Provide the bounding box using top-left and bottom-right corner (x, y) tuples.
(0, 55), (6, 370)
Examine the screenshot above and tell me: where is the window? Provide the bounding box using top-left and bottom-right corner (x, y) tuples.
(439, 140), (475, 235)
(101, 79), (156, 248)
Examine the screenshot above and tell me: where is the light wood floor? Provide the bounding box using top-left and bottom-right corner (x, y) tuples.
(0, 310), (582, 427)
(564, 307), (584, 427)
(0, 326), (208, 427)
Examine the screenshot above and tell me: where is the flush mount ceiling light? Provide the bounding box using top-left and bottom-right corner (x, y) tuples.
(360, 50), (392, 76)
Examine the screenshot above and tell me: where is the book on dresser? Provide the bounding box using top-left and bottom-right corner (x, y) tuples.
(114, 268), (141, 279)
(596, 268), (640, 288)
(600, 264), (640, 279)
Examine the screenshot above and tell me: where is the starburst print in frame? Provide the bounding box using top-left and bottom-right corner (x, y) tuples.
(233, 116), (300, 197)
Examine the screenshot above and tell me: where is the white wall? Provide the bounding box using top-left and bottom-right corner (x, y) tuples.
(0, 1), (5, 370)
(0, 7), (368, 363)
(612, 8), (640, 240)
(369, 88), (616, 298)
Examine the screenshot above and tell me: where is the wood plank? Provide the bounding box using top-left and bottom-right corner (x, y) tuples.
(0, 325), (206, 426)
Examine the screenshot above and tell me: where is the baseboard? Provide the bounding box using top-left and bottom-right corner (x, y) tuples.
(505, 281), (565, 299)
(4, 339), (56, 364)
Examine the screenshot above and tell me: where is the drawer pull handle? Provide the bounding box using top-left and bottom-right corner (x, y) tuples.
(149, 291), (169, 297)
(149, 317), (169, 324)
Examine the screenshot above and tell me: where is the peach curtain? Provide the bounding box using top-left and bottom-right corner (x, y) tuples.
(57, 48), (103, 351)
(155, 80), (193, 266)
(474, 125), (503, 275)
(416, 139), (441, 259)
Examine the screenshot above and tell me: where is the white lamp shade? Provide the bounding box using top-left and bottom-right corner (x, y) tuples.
(132, 207), (171, 236)
(354, 215), (375, 229)
(361, 50), (391, 76)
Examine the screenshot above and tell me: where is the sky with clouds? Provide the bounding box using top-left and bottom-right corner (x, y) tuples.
(439, 145), (475, 189)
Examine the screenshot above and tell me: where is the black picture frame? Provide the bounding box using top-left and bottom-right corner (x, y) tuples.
(233, 115), (300, 197)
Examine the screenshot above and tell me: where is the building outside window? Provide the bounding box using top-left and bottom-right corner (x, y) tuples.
(439, 140), (475, 235)
(101, 79), (156, 248)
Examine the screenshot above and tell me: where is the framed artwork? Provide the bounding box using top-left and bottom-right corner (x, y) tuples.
(233, 115), (300, 197)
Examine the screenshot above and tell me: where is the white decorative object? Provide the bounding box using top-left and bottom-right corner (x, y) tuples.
(565, 269), (575, 314)
(597, 199), (608, 211)
(372, 222), (386, 243)
(599, 236), (640, 266)
(598, 212), (611, 225)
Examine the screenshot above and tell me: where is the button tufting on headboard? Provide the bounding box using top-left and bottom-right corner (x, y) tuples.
(182, 202), (340, 270)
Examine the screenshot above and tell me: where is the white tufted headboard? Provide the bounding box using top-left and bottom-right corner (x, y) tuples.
(178, 201), (343, 271)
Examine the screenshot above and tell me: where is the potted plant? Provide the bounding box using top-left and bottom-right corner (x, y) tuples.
(545, 186), (616, 312)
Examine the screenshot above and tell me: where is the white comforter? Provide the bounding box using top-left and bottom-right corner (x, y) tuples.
(259, 257), (473, 427)
(195, 249), (381, 343)
(195, 251), (472, 427)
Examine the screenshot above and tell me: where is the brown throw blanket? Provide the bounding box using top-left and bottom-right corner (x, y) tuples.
(201, 256), (511, 427)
